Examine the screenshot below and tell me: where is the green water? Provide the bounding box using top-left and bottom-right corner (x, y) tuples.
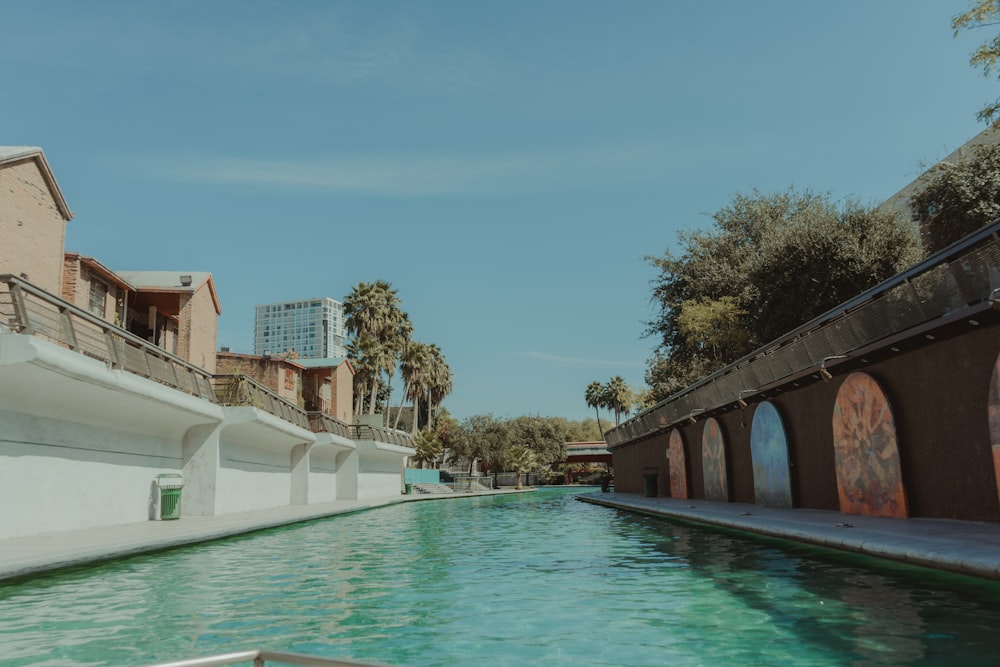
(2, 487), (1000, 666)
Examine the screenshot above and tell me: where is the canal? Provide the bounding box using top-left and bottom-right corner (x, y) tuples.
(2, 486), (1000, 666)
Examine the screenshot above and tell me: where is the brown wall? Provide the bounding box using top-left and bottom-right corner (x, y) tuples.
(612, 319), (1000, 522)
(0, 158), (68, 296)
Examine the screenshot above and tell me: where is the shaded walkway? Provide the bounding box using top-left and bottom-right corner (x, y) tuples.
(578, 491), (1000, 580)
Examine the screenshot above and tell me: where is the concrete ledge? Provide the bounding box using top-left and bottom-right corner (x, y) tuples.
(578, 492), (1000, 581)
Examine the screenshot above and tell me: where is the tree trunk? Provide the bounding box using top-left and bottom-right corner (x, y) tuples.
(594, 407), (605, 440)
(392, 380), (410, 430)
(411, 394), (420, 435)
(368, 379), (379, 415)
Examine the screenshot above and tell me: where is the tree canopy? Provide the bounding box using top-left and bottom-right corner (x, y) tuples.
(953, 0), (1000, 127)
(910, 142), (1000, 253)
(645, 188), (920, 401)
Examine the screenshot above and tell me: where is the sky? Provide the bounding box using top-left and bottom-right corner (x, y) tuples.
(1, 1), (995, 422)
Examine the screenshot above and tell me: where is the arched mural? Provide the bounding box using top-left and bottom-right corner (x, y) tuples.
(989, 352), (1000, 507)
(832, 372), (908, 518)
(702, 417), (728, 502)
(667, 429), (687, 499)
(749, 401), (793, 508)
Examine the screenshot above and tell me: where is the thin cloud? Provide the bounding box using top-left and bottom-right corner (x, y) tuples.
(144, 143), (666, 196)
(519, 352), (644, 368)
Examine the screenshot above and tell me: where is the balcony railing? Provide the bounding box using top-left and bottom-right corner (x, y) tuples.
(352, 424), (414, 447)
(211, 374), (312, 430)
(307, 411), (352, 439)
(0, 274), (216, 401)
(0, 274), (415, 449)
(607, 219), (1000, 448)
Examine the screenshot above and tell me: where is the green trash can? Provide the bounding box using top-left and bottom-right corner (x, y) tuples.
(156, 474), (184, 520)
(404, 483), (413, 495)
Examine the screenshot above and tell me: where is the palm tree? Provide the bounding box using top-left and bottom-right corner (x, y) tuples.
(425, 344), (452, 428)
(343, 280), (406, 416)
(605, 376), (633, 425)
(411, 428), (443, 469)
(585, 381), (607, 439)
(509, 445), (538, 490)
(395, 341), (431, 430)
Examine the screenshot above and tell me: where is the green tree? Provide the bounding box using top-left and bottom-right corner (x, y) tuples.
(508, 445), (538, 489)
(343, 280), (407, 417)
(508, 415), (566, 465)
(584, 381), (607, 439)
(910, 143), (1000, 253)
(395, 340), (431, 430)
(604, 376), (633, 425)
(953, 1), (1000, 126)
(645, 188), (920, 401)
(411, 428), (443, 469)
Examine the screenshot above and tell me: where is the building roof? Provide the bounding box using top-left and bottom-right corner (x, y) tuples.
(0, 146), (73, 221)
(115, 271), (222, 314)
(294, 356), (353, 372)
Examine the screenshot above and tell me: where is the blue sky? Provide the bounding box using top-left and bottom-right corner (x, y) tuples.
(1, 1), (995, 422)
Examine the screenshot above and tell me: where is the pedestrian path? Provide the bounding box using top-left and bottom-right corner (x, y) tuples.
(578, 491), (1000, 581)
(0, 491), (517, 582)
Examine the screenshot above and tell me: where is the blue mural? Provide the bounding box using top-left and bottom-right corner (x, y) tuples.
(749, 401), (794, 508)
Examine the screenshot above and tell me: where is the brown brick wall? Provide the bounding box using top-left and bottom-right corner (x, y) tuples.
(179, 283), (218, 373)
(0, 159), (68, 295)
(612, 318), (1000, 522)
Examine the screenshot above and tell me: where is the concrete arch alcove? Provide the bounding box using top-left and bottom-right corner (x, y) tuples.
(667, 429), (688, 499)
(749, 401), (793, 508)
(832, 372), (908, 518)
(701, 417), (728, 502)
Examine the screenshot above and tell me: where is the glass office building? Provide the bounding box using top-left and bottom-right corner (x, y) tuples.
(253, 297), (348, 359)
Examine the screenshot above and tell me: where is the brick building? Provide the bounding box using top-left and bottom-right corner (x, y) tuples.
(0, 147), (73, 295)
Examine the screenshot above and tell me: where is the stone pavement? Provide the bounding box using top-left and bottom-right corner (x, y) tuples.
(578, 491), (1000, 580)
(0, 491), (513, 582)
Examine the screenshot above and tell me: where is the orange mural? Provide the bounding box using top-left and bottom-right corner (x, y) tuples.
(702, 417), (728, 502)
(832, 372), (908, 518)
(668, 429), (687, 499)
(989, 353), (1000, 508)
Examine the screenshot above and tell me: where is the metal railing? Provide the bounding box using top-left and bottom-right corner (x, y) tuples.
(212, 374), (312, 430)
(607, 220), (1000, 448)
(0, 274), (216, 401)
(146, 649), (400, 667)
(307, 411), (352, 438)
(351, 424), (414, 447)
(0, 274), (415, 449)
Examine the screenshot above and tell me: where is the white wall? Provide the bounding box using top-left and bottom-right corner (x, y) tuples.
(215, 440), (293, 515)
(0, 409), (181, 539)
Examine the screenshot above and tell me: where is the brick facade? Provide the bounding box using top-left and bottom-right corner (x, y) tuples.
(0, 152), (72, 295)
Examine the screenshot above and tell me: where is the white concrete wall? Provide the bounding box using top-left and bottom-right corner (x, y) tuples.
(0, 409), (181, 539)
(215, 440), (293, 515)
(0, 333), (412, 538)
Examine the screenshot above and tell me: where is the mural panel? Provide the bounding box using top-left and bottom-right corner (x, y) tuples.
(667, 429), (687, 499)
(989, 353), (1000, 508)
(702, 417), (728, 502)
(832, 372), (908, 518)
(749, 401), (794, 508)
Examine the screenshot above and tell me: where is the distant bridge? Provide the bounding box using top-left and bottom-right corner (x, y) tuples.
(565, 441), (611, 465)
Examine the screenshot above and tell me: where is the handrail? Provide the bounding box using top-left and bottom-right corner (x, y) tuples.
(211, 374), (311, 430)
(351, 424), (415, 447)
(0, 273), (216, 401)
(307, 411), (353, 438)
(145, 648), (402, 667)
(608, 218), (1000, 448)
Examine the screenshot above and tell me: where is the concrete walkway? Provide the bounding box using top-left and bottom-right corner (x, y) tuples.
(578, 491), (1000, 580)
(0, 491), (516, 582)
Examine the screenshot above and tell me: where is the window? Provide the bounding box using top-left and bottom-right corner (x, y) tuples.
(88, 280), (108, 317)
